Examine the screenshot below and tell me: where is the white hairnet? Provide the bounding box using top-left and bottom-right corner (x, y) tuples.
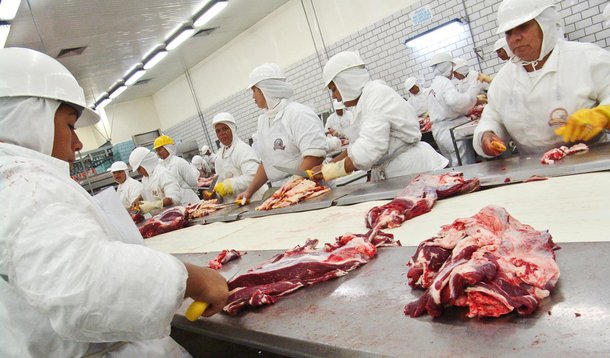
(163, 144), (176, 156)
(191, 155), (203, 165)
(215, 119), (239, 147)
(453, 59), (469, 76)
(255, 78), (294, 110)
(139, 151), (159, 175)
(432, 62), (453, 78)
(0, 97), (60, 155)
(513, 7), (561, 67)
(332, 66), (371, 103)
(201, 145), (209, 154)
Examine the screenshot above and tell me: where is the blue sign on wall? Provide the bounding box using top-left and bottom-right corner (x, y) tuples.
(410, 6), (433, 26)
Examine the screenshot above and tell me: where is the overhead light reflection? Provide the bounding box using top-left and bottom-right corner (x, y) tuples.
(143, 50), (168, 70)
(0, 0), (21, 20)
(166, 27), (195, 51)
(125, 69), (146, 86)
(193, 0), (228, 28)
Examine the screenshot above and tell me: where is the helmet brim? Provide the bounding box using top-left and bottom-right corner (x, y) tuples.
(75, 107), (101, 128)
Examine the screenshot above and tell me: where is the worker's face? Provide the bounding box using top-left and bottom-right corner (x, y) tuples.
(409, 85), (420, 95)
(336, 109), (344, 116)
(252, 86), (267, 109)
(215, 123), (233, 146)
(328, 82), (343, 102)
(506, 19), (543, 62)
(51, 103), (83, 163)
(496, 48), (510, 61)
(155, 146), (169, 160)
(112, 170), (127, 184)
(137, 166), (148, 177)
(453, 72), (466, 80)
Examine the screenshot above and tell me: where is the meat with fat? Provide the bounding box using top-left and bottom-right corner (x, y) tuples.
(208, 249), (245, 270)
(540, 143), (589, 165)
(404, 205), (560, 318)
(366, 172), (480, 231)
(184, 199), (224, 220)
(256, 176), (331, 211)
(139, 207), (186, 239)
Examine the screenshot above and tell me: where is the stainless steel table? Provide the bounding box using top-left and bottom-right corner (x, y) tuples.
(172, 242), (610, 357)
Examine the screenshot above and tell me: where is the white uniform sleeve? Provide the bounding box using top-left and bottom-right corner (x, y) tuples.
(177, 158), (199, 187)
(5, 170), (186, 342)
(160, 172), (182, 204)
(591, 48), (610, 105)
(288, 105), (327, 158)
(227, 143), (261, 194)
(441, 77), (478, 115)
(472, 78), (510, 157)
(126, 178), (143, 204)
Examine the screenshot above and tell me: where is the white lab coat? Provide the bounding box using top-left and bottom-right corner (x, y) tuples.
(407, 88), (430, 117)
(215, 139), (266, 202)
(474, 40), (610, 156)
(325, 110), (355, 140)
(160, 155), (200, 205)
(0, 143), (189, 358)
(347, 81), (448, 181)
(256, 101), (327, 186)
(142, 165), (182, 215)
(116, 176), (143, 209)
(203, 153), (216, 172)
(428, 75), (480, 166)
(454, 70), (488, 94)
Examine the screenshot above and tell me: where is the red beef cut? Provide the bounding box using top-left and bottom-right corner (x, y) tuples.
(139, 207), (186, 239)
(366, 172), (480, 230)
(404, 205), (560, 318)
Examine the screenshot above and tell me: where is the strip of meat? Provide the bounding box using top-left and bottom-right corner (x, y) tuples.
(208, 249), (244, 270)
(256, 177), (331, 211)
(184, 199), (224, 220)
(404, 205), (560, 318)
(223, 231), (400, 315)
(540, 143), (589, 164)
(139, 207), (186, 239)
(366, 172), (480, 231)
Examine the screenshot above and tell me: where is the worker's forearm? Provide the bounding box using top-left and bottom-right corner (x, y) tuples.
(343, 156), (356, 173)
(331, 150), (348, 163)
(299, 156), (324, 171)
(246, 164), (268, 195)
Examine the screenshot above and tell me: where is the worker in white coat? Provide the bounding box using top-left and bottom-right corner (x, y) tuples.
(109, 160), (142, 209)
(452, 58), (492, 93)
(314, 51), (448, 182)
(237, 63), (327, 202)
(129, 146), (182, 215)
(0, 47), (228, 358)
(211, 112), (266, 202)
(492, 37), (513, 61)
(428, 52), (484, 167)
(200, 144), (216, 172)
(404, 77), (429, 117)
(191, 154), (211, 178)
(154, 135), (200, 205)
(473, 0), (610, 158)
(325, 99), (354, 141)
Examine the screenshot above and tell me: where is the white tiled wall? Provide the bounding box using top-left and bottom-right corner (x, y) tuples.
(165, 0), (609, 153)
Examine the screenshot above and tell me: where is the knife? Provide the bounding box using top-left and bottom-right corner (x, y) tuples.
(184, 265), (241, 321)
(273, 165), (318, 179)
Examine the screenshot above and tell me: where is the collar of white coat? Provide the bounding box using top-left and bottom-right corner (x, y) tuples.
(0, 142), (71, 176)
(347, 80), (377, 124)
(266, 98), (289, 123)
(523, 39), (561, 88)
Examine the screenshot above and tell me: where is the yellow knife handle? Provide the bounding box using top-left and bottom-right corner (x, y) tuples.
(185, 301), (209, 321)
(305, 169), (314, 180)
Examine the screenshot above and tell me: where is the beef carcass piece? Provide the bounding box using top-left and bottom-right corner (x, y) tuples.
(224, 231), (399, 315)
(540, 143), (589, 164)
(208, 249), (244, 270)
(184, 199), (223, 220)
(256, 176), (331, 211)
(404, 205), (560, 318)
(139, 207), (186, 239)
(366, 172), (480, 231)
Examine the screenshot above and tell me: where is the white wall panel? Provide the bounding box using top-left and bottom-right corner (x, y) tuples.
(103, 96), (162, 144)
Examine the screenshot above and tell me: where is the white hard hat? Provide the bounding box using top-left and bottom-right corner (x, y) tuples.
(212, 112), (236, 126)
(109, 161), (129, 172)
(322, 51), (365, 87)
(404, 77), (417, 91)
(248, 63), (286, 89)
(429, 52), (453, 67)
(604, 3), (610, 25)
(0, 47), (100, 128)
(496, 0), (557, 34)
(453, 58), (468, 70)
(129, 147), (151, 172)
(191, 155), (203, 165)
(201, 145), (210, 153)
(492, 37), (507, 52)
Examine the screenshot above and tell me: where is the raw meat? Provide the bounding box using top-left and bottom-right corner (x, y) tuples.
(366, 172), (480, 231)
(404, 205), (560, 318)
(131, 212), (144, 224)
(184, 199), (224, 220)
(256, 176), (331, 211)
(208, 249), (244, 270)
(139, 207), (186, 239)
(540, 143), (589, 165)
(224, 230), (399, 315)
(467, 104), (485, 120)
(419, 115), (432, 133)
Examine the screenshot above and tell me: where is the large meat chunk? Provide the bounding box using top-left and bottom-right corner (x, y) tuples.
(404, 205), (560, 318)
(139, 207), (186, 239)
(256, 176), (330, 211)
(366, 172), (480, 230)
(224, 231), (399, 315)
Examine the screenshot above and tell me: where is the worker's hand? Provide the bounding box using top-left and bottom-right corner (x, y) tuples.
(477, 73), (493, 83)
(481, 131), (507, 157)
(130, 201), (141, 212)
(308, 164), (324, 181)
(555, 106), (610, 143)
(321, 159), (348, 181)
(139, 200), (163, 213)
(213, 180), (233, 197)
(236, 191), (252, 204)
(184, 264), (229, 317)
(327, 128), (337, 137)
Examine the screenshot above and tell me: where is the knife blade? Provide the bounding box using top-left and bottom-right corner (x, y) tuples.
(184, 265), (241, 321)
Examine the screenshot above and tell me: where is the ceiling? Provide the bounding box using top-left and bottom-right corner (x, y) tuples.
(6, 0), (289, 106)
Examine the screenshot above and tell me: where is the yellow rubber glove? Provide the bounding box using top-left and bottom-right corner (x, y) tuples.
(139, 200), (163, 213)
(214, 180), (233, 197)
(555, 106), (610, 143)
(321, 159), (348, 181)
(477, 73), (493, 83)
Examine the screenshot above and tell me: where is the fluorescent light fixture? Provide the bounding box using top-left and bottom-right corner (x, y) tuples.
(193, 0), (228, 28)
(97, 98), (112, 108)
(0, 23), (9, 48)
(125, 69), (146, 85)
(95, 92), (109, 103)
(0, 0), (21, 20)
(404, 18), (465, 48)
(167, 26), (195, 50)
(143, 50), (168, 70)
(109, 85), (127, 99)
